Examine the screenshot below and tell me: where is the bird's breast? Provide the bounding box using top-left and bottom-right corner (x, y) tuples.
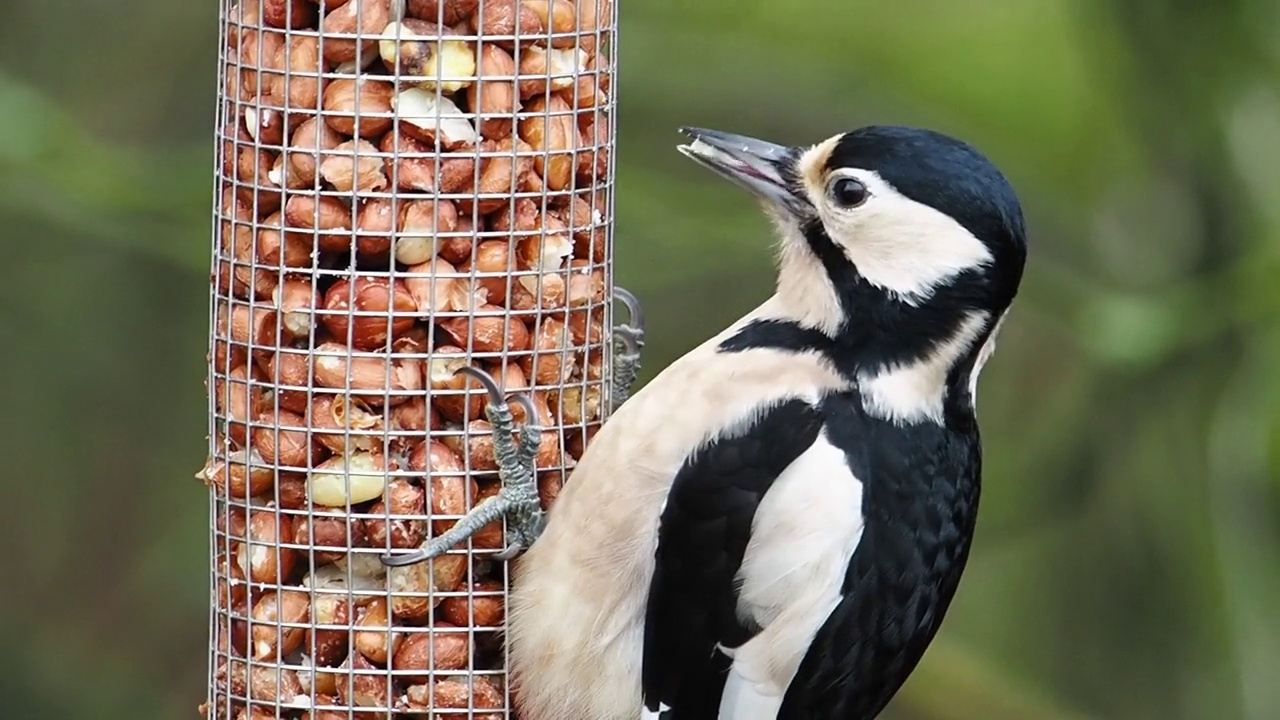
(549, 341), (853, 551)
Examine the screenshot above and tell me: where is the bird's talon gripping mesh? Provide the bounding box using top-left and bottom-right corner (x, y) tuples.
(608, 287), (643, 409)
(203, 0), (618, 716)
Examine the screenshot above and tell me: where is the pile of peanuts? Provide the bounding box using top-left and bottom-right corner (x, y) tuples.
(200, 0), (614, 716)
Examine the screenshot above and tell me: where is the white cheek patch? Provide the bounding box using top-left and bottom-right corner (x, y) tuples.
(813, 169), (994, 304)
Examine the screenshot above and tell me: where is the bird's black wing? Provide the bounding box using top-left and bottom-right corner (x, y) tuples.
(776, 402), (981, 719)
(640, 398), (825, 719)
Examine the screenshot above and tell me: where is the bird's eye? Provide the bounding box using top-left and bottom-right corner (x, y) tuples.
(828, 176), (869, 209)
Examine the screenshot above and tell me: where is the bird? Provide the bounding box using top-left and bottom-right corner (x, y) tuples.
(395, 122), (1028, 719)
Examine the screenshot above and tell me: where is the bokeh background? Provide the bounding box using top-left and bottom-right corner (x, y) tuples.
(3, 0), (1279, 718)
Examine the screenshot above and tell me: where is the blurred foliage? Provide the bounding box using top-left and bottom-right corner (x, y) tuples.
(1, 0), (1278, 718)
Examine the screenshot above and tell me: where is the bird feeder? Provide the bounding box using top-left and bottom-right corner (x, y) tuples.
(198, 0), (640, 716)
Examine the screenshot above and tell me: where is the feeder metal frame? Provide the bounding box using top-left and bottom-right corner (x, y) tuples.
(202, 0), (630, 716)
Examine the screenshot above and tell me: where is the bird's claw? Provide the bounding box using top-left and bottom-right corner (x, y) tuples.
(615, 286), (645, 331)
(492, 543), (524, 562)
(493, 520), (542, 561)
(611, 286), (645, 410)
(381, 289), (644, 567)
(380, 365), (544, 567)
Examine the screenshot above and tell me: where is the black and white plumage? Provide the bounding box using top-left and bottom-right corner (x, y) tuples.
(506, 124), (1028, 720)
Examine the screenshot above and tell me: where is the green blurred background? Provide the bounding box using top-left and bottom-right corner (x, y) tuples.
(2, 0), (1279, 718)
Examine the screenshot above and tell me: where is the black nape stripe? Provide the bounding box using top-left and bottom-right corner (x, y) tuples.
(718, 319), (832, 356)
(801, 219), (862, 302)
(717, 281), (993, 390)
(710, 219), (996, 385)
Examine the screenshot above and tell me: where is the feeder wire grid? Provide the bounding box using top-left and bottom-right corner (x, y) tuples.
(198, 0), (643, 717)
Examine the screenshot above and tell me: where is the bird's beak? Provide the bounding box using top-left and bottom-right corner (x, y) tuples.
(677, 127), (805, 212)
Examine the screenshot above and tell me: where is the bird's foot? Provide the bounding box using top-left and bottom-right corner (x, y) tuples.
(611, 286), (645, 411)
(381, 366), (544, 567)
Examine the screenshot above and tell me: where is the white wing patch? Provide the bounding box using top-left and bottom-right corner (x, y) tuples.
(719, 663), (787, 720)
(718, 433), (865, 719)
(642, 703), (671, 720)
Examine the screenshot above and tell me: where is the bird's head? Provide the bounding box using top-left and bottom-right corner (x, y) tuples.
(678, 125), (1028, 419)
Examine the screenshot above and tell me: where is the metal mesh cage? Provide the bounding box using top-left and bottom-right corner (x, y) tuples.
(199, 0), (632, 716)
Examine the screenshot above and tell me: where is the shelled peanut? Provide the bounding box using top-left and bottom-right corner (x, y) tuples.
(203, 0), (615, 717)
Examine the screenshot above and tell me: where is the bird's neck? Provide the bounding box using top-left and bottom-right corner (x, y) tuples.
(846, 310), (990, 426)
(754, 283), (993, 427)
(773, 230), (846, 336)
(735, 227), (1004, 426)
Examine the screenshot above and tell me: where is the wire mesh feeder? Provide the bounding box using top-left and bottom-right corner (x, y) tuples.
(197, 0), (639, 717)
